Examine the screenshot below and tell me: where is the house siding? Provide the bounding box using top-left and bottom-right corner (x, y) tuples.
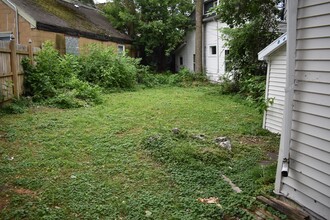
(264, 45), (287, 133)
(175, 30), (196, 72)
(204, 21), (227, 81)
(280, 1), (330, 219)
(175, 19), (227, 82)
(0, 1), (17, 36)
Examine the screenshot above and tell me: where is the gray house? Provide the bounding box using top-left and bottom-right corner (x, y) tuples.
(261, 0), (330, 219)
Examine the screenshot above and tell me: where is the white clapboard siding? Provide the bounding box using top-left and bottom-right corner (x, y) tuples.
(175, 18), (227, 82)
(264, 45), (286, 133)
(281, 184), (330, 219)
(279, 1), (330, 219)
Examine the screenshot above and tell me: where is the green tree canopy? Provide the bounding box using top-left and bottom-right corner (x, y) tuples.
(215, 0), (281, 80)
(102, 0), (193, 72)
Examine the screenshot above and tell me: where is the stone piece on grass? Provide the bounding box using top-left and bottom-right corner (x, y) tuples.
(193, 134), (206, 141)
(215, 136), (227, 143)
(220, 140), (232, 151)
(145, 210), (152, 217)
(7, 156), (14, 161)
(215, 137), (232, 151)
(222, 175), (242, 193)
(197, 197), (222, 208)
(172, 127), (180, 134)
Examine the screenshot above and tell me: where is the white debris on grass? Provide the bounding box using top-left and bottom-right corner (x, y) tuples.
(222, 175), (242, 193)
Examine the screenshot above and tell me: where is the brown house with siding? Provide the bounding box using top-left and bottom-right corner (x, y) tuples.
(0, 0), (132, 54)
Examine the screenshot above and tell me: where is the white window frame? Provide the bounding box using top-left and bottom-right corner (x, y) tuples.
(118, 44), (125, 55)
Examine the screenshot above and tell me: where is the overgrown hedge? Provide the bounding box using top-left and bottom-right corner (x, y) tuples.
(18, 41), (205, 110)
(23, 42), (103, 109)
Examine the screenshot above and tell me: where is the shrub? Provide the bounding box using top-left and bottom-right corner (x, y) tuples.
(23, 42), (59, 100)
(219, 74), (270, 113)
(0, 97), (32, 114)
(67, 77), (103, 104)
(45, 92), (85, 109)
(137, 68), (208, 88)
(23, 41), (102, 108)
(239, 75), (266, 104)
(79, 44), (138, 89)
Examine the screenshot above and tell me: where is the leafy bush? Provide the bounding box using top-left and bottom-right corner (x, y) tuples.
(138, 68), (208, 88)
(240, 75), (266, 104)
(45, 91), (85, 109)
(79, 44), (138, 89)
(0, 80), (12, 102)
(219, 75), (271, 113)
(23, 41), (102, 108)
(0, 97), (32, 114)
(23, 42), (59, 99)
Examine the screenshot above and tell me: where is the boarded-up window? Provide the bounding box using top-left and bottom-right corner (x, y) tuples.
(65, 36), (79, 55)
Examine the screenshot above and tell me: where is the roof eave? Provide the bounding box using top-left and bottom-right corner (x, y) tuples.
(258, 33), (287, 61)
(2, 0), (37, 28)
(36, 22), (132, 44)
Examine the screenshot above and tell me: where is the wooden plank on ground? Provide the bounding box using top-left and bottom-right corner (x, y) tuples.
(257, 196), (309, 220)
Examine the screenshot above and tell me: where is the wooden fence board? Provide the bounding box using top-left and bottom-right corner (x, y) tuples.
(0, 40), (38, 104)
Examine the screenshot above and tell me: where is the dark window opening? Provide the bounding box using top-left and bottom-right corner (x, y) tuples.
(180, 57), (183, 65)
(210, 46), (216, 55)
(204, 1), (217, 15)
(193, 54), (196, 72)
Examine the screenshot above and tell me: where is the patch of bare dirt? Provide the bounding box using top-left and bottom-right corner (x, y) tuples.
(12, 188), (38, 198)
(238, 135), (267, 145)
(0, 185), (39, 211)
(0, 185), (10, 211)
(259, 152), (278, 166)
(0, 196), (10, 212)
(0, 131), (8, 142)
(115, 127), (144, 138)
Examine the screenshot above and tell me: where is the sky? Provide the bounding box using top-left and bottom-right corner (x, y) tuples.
(94, 0), (109, 3)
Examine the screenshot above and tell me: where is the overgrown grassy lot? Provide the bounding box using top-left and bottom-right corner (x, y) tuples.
(0, 86), (281, 219)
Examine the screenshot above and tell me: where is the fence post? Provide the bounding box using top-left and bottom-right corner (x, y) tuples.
(9, 40), (19, 98)
(28, 40), (34, 65)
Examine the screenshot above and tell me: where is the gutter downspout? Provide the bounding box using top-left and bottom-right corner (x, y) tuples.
(263, 58), (271, 129)
(274, 0), (298, 194)
(5, 0), (19, 44)
(203, 22), (206, 73)
(214, 17), (219, 75)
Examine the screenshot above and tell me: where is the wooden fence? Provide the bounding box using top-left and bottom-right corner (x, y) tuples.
(0, 40), (39, 105)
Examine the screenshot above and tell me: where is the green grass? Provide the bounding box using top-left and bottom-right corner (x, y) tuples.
(0, 86), (281, 219)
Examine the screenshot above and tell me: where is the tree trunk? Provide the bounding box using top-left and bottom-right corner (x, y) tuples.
(156, 46), (166, 72)
(195, 0), (203, 73)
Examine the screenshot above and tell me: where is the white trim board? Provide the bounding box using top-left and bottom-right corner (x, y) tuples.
(258, 33), (287, 61)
